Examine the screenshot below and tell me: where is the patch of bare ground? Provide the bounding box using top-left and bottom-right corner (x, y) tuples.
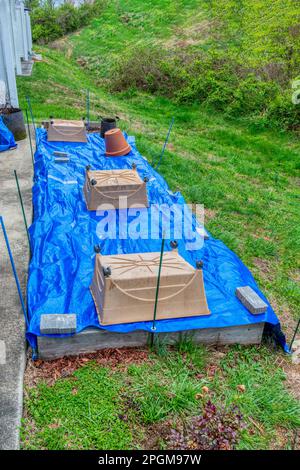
(50, 38), (74, 58)
(166, 19), (219, 49)
(252, 257), (274, 281)
(24, 347), (152, 387)
(290, 269), (300, 283)
(270, 427), (299, 450)
(205, 153), (225, 163)
(141, 420), (173, 450)
(268, 295), (297, 340)
(289, 176), (300, 187)
(274, 357), (300, 449)
(205, 208), (217, 221)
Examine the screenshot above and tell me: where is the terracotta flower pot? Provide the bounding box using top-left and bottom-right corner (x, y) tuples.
(105, 128), (131, 157)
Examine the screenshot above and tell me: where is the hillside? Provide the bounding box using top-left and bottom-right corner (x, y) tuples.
(43, 0), (300, 129)
(66, 0), (300, 80)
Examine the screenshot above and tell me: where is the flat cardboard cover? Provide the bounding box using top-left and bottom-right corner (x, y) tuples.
(48, 119), (87, 143)
(90, 251), (210, 325)
(83, 168), (149, 210)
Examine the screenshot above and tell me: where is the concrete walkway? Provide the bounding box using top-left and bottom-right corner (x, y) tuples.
(0, 136), (33, 449)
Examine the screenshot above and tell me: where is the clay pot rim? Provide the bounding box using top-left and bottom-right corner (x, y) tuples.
(106, 143), (131, 157)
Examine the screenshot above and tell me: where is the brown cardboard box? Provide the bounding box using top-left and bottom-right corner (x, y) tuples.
(90, 251), (210, 325)
(47, 119), (87, 143)
(83, 168), (149, 210)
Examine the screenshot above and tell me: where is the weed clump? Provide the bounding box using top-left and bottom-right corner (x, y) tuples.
(167, 401), (245, 450)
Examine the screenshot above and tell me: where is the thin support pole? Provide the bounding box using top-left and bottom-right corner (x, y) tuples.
(25, 109), (34, 167)
(14, 170), (31, 254)
(25, 95), (36, 137)
(153, 117), (175, 170)
(86, 89), (90, 130)
(289, 318), (300, 352)
(150, 236), (165, 347)
(0, 216), (29, 327)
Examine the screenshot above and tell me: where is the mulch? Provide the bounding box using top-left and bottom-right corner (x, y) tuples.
(24, 347), (152, 387)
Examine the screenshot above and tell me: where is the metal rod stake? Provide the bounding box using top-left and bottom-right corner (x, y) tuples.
(289, 318), (300, 352)
(0, 216), (29, 327)
(150, 236), (165, 347)
(14, 170), (31, 254)
(25, 109), (34, 168)
(153, 117), (174, 170)
(25, 95), (36, 137)
(86, 89), (90, 130)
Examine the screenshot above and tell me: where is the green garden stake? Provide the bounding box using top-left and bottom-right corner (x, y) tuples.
(289, 318), (300, 353)
(86, 89), (90, 130)
(0, 216), (29, 327)
(25, 95), (36, 136)
(25, 109), (34, 168)
(153, 117), (174, 170)
(14, 170), (31, 255)
(150, 235), (165, 348)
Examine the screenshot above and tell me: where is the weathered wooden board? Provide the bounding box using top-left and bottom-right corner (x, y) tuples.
(37, 322), (265, 360)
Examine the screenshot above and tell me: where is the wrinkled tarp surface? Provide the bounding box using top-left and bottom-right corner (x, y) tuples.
(0, 116), (16, 152)
(27, 128), (286, 350)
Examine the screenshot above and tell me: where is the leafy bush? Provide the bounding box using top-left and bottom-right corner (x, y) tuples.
(111, 46), (184, 96)
(29, 0), (105, 44)
(110, 45), (299, 130)
(31, 6), (63, 43)
(167, 401), (245, 450)
(266, 90), (300, 130)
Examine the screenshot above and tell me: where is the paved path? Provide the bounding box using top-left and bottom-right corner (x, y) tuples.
(0, 136), (32, 449)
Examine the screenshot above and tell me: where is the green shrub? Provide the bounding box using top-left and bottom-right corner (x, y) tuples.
(111, 46), (183, 96)
(31, 6), (63, 44)
(30, 0), (105, 45)
(266, 90), (300, 130)
(110, 44), (299, 130)
(227, 75), (280, 116)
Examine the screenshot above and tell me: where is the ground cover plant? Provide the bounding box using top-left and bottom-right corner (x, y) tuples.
(18, 0), (300, 450)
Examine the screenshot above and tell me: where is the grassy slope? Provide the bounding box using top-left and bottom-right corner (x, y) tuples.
(17, 0), (300, 450)
(65, 0), (300, 82)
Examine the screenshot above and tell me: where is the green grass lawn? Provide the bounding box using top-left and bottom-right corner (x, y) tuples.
(17, 0), (300, 450)
(22, 343), (300, 450)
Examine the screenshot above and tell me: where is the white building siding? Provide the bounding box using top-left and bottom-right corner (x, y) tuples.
(0, 0), (33, 108)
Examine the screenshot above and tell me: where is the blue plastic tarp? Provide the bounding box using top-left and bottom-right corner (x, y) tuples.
(27, 128), (287, 350)
(0, 116), (16, 152)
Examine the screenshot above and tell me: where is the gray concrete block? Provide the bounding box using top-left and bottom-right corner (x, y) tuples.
(236, 286), (268, 315)
(53, 151), (69, 157)
(40, 314), (77, 335)
(54, 157), (69, 163)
